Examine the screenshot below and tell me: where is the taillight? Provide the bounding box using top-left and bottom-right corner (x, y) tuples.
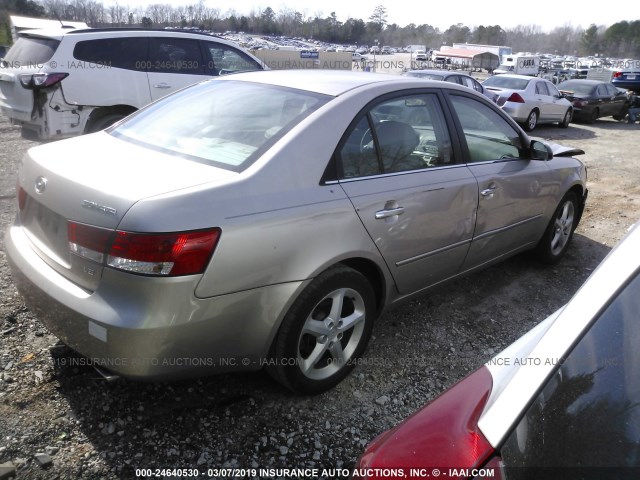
(68, 221), (220, 276)
(506, 92), (525, 103)
(573, 99), (586, 108)
(108, 230), (220, 276)
(19, 73), (69, 89)
(612, 71), (622, 79)
(356, 367), (496, 479)
(68, 222), (113, 264)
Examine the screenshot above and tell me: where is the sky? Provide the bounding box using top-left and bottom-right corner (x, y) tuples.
(124, 0), (635, 33)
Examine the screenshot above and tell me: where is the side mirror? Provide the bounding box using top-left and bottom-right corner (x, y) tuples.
(530, 140), (553, 161)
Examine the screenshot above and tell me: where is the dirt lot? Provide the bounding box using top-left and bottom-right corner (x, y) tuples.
(0, 113), (639, 479)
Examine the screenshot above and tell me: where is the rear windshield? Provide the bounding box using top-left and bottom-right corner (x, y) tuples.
(111, 79), (330, 172)
(558, 82), (595, 95)
(404, 72), (444, 80)
(4, 37), (60, 64)
(483, 76), (530, 90)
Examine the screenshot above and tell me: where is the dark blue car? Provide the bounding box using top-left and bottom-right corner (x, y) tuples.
(612, 70), (640, 93)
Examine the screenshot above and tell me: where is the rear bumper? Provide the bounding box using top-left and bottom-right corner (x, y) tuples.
(501, 103), (530, 123)
(6, 224), (305, 380)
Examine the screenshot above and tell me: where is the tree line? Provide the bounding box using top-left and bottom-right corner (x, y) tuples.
(2, 0), (639, 58)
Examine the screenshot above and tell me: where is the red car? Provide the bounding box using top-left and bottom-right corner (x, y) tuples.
(356, 223), (640, 479)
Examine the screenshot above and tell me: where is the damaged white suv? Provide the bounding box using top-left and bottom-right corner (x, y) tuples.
(0, 28), (265, 140)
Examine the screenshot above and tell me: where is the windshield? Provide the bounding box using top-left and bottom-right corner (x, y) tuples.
(483, 76), (531, 90)
(112, 80), (330, 172)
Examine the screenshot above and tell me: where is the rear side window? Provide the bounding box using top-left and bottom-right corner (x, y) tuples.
(5, 37), (60, 64)
(338, 94), (453, 179)
(74, 38), (148, 70)
(501, 271), (640, 472)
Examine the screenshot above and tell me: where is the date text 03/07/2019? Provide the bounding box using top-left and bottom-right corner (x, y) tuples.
(134, 467), (496, 478)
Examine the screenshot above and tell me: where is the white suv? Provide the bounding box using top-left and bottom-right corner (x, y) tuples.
(0, 28), (265, 140)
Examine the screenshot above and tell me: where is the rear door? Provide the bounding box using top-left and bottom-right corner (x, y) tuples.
(533, 80), (562, 121)
(337, 92), (478, 295)
(147, 37), (207, 102)
(447, 93), (555, 272)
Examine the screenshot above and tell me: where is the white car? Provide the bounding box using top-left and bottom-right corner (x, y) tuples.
(414, 50), (428, 61)
(0, 28), (265, 140)
(482, 74), (573, 131)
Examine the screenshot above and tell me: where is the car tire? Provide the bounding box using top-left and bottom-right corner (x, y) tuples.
(522, 110), (538, 131)
(87, 113), (127, 133)
(533, 192), (578, 264)
(267, 265), (376, 395)
(559, 108), (572, 128)
(587, 108), (599, 124)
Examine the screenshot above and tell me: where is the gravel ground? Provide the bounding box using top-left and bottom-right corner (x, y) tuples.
(0, 113), (639, 480)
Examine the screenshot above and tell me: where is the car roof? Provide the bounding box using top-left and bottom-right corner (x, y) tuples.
(404, 69), (448, 76)
(559, 79), (604, 86)
(18, 27), (226, 41)
(216, 69), (459, 96)
(493, 73), (540, 80)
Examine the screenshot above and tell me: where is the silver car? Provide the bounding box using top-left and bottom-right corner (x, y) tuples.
(6, 70), (588, 394)
(483, 74), (574, 131)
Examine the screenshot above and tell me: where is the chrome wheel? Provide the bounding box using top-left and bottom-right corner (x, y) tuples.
(297, 287), (366, 380)
(550, 200), (575, 256)
(268, 265), (375, 394)
(525, 110), (538, 131)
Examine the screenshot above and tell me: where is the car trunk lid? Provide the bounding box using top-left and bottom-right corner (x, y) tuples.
(17, 132), (236, 291)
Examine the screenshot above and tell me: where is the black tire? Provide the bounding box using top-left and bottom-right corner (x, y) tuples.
(87, 113), (127, 133)
(587, 108), (599, 124)
(533, 192), (578, 264)
(559, 108), (572, 128)
(268, 265), (376, 395)
(521, 110), (538, 132)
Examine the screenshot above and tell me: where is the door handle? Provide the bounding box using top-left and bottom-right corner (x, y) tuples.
(481, 187), (498, 197)
(375, 207), (405, 219)
(153, 83), (171, 89)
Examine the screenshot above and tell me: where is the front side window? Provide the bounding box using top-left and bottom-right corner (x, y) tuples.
(449, 95), (522, 162)
(460, 76), (483, 93)
(338, 94), (453, 179)
(111, 80), (329, 172)
(535, 81), (550, 95)
(203, 42), (261, 75)
(501, 271), (640, 472)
